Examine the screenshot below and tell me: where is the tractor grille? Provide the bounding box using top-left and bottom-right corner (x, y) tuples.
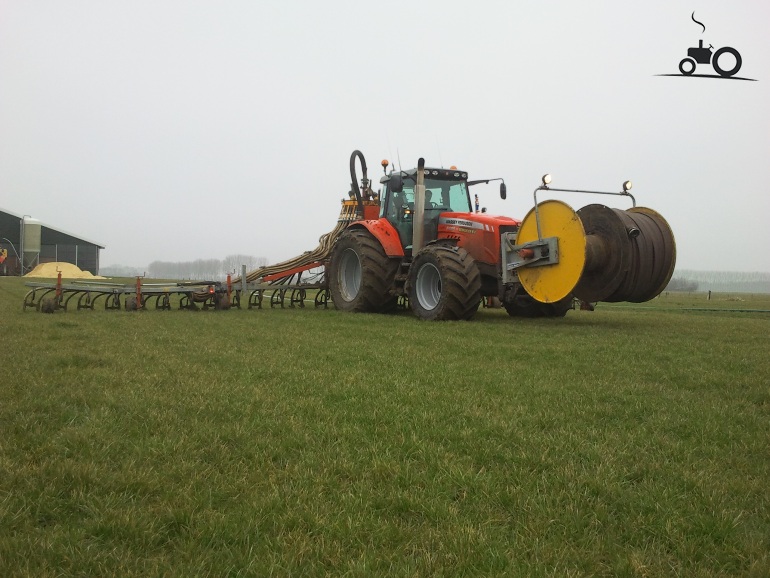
(498, 224), (519, 238)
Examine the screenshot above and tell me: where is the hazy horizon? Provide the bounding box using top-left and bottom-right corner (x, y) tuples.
(2, 2), (768, 272)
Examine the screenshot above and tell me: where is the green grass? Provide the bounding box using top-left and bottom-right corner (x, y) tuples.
(1, 277), (769, 577)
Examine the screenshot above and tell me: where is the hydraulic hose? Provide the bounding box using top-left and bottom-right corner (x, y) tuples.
(349, 149), (367, 219)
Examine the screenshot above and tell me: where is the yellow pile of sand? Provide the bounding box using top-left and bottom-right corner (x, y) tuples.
(25, 262), (107, 279)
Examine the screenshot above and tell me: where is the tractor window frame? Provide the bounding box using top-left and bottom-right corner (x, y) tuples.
(382, 176), (472, 223)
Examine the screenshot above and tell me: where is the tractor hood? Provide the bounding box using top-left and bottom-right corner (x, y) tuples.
(438, 212), (520, 231)
(437, 212), (520, 267)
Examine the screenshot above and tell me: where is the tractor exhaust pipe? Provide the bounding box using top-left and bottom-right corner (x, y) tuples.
(413, 157), (426, 254)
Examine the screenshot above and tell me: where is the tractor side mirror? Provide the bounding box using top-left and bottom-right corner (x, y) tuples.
(500, 182), (507, 200)
(390, 175), (403, 193)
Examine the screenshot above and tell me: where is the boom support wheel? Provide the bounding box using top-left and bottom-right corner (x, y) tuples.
(503, 290), (572, 318)
(328, 229), (400, 313)
(504, 291), (543, 318)
(407, 245), (481, 321)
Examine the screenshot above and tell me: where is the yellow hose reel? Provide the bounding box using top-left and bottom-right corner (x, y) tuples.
(506, 199), (676, 304)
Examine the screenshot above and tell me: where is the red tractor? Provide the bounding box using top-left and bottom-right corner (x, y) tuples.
(327, 151), (675, 321)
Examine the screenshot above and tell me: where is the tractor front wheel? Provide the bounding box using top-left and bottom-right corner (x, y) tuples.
(679, 57), (696, 75)
(407, 245), (481, 321)
(328, 229), (399, 313)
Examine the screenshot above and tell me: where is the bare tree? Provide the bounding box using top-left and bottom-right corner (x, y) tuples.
(665, 277), (699, 292)
(222, 254), (268, 276)
(147, 256), (268, 280)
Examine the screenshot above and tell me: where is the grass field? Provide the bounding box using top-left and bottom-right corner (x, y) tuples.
(1, 276), (769, 577)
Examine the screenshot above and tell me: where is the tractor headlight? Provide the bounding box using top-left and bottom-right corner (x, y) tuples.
(623, 180), (633, 192)
(542, 174), (552, 186)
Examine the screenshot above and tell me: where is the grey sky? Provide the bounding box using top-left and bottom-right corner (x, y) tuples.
(1, 1), (768, 272)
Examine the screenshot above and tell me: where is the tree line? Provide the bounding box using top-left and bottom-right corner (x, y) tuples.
(665, 270), (770, 294)
(101, 255), (267, 280)
(147, 255), (268, 280)
(101, 261), (769, 292)
(665, 277), (699, 292)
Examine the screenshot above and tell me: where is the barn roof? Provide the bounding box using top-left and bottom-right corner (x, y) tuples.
(0, 207), (105, 249)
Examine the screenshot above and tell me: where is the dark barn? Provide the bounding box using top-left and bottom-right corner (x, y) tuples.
(0, 208), (105, 276)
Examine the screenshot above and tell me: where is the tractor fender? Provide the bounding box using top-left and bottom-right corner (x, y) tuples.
(349, 220), (405, 257)
(425, 238), (459, 248)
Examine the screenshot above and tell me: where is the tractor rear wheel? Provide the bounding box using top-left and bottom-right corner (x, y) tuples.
(712, 46), (742, 77)
(407, 244), (481, 320)
(328, 229), (399, 313)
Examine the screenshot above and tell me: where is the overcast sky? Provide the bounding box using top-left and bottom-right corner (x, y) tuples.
(1, 1), (768, 273)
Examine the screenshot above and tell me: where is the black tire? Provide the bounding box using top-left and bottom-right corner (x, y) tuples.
(539, 294), (574, 317)
(505, 289), (572, 318)
(328, 229), (399, 313)
(712, 46), (741, 77)
(214, 292), (231, 310)
(407, 245), (481, 320)
(504, 291), (573, 318)
(504, 292), (543, 318)
(679, 57), (696, 75)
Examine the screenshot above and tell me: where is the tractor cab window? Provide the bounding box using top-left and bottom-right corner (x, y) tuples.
(386, 187), (412, 219)
(385, 178), (471, 219)
(425, 179), (472, 213)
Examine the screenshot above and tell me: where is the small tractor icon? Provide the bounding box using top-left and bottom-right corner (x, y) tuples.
(679, 39), (742, 77)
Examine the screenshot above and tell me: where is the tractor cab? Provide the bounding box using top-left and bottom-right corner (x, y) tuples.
(380, 167), (471, 252)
